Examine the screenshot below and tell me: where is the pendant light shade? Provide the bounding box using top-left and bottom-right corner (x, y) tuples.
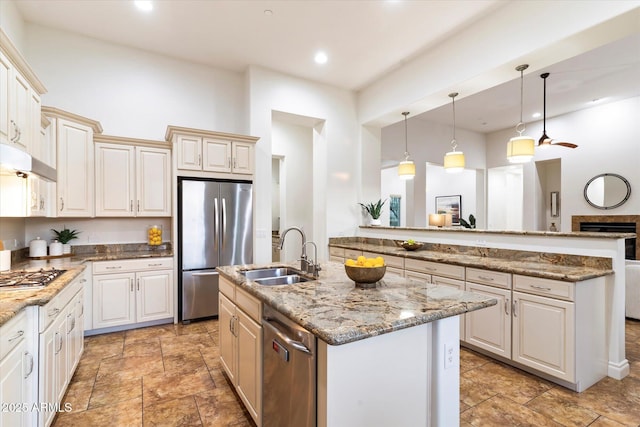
(444, 92), (465, 173)
(538, 72), (578, 149)
(398, 111), (415, 180)
(507, 64), (535, 164)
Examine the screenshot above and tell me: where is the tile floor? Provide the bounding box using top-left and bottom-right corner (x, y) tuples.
(53, 318), (640, 426)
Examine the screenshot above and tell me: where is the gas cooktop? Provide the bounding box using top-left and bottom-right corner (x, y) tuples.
(0, 268), (66, 291)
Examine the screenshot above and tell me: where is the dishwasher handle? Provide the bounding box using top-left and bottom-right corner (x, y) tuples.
(263, 317), (313, 355)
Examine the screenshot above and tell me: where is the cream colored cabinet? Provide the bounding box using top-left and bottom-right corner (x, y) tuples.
(0, 308), (37, 427)
(91, 258), (174, 330)
(0, 51), (11, 145)
(464, 282), (511, 357)
(364, 250), (404, 278)
(42, 107), (102, 218)
(95, 139), (171, 217)
(219, 277), (262, 426)
(167, 126), (258, 176)
(329, 246), (345, 263)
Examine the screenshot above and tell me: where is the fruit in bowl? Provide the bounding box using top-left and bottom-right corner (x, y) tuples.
(395, 239), (423, 251)
(344, 256), (386, 288)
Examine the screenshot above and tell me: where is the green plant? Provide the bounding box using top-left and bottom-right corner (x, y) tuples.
(459, 214), (476, 229)
(359, 199), (386, 220)
(51, 227), (81, 244)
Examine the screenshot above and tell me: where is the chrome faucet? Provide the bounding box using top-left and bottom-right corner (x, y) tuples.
(278, 226), (308, 272)
(302, 241), (322, 278)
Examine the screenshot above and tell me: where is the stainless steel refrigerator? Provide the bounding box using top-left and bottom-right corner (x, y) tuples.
(178, 178), (253, 322)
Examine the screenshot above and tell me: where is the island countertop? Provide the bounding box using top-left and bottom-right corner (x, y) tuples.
(216, 262), (497, 346)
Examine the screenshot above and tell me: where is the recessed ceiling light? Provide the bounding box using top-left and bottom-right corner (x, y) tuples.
(532, 112), (541, 118)
(264, 9), (273, 16)
(134, 1), (153, 12)
(314, 51), (328, 65)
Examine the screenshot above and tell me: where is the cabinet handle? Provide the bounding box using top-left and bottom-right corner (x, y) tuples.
(137, 278), (140, 291)
(55, 332), (62, 354)
(229, 316), (234, 335)
(233, 158), (237, 169)
(530, 284), (552, 291)
(60, 197), (64, 211)
(198, 154), (201, 166)
(423, 266), (436, 272)
(137, 200), (140, 212)
(130, 200), (133, 212)
(505, 298), (510, 316)
(512, 299), (518, 317)
(478, 275), (495, 281)
(24, 351), (34, 379)
(105, 266), (122, 270)
(148, 263), (162, 267)
(228, 157), (231, 168)
(130, 279), (133, 292)
(8, 330), (24, 342)
(48, 307), (60, 318)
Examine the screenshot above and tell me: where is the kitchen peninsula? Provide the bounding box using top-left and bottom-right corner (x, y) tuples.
(217, 262), (497, 427)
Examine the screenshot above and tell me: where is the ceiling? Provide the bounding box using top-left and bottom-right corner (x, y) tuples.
(12, 1), (640, 133)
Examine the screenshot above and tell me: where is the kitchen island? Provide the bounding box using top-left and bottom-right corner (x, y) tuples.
(217, 262), (497, 427)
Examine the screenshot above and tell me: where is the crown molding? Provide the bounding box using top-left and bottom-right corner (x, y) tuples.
(165, 125), (259, 144)
(0, 28), (47, 94)
(94, 134), (171, 149)
(41, 106), (103, 134)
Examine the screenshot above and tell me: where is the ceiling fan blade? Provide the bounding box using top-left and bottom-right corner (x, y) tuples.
(551, 141), (578, 149)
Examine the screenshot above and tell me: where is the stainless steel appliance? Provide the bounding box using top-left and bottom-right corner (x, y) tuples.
(262, 305), (316, 427)
(0, 268), (66, 291)
(178, 178), (253, 322)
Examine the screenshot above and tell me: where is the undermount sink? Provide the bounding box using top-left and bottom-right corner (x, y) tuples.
(241, 267), (303, 280)
(253, 274), (309, 286)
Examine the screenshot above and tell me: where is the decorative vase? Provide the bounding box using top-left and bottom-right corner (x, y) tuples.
(63, 244), (72, 254)
(370, 218), (382, 226)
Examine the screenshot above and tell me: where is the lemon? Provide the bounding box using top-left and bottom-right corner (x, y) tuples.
(345, 259), (356, 267)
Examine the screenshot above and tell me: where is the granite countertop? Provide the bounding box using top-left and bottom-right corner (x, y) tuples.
(217, 262), (497, 346)
(331, 241), (613, 282)
(0, 249), (173, 327)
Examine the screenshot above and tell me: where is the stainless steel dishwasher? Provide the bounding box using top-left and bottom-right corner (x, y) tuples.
(262, 305), (316, 427)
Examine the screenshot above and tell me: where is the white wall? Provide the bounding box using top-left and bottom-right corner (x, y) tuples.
(426, 164), (478, 226)
(23, 25), (245, 141)
(380, 167), (406, 227)
(486, 97), (640, 232)
(0, 1), (25, 51)
(272, 118), (314, 262)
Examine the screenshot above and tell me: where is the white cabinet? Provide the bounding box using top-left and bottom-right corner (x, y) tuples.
(219, 277), (262, 426)
(0, 308), (37, 427)
(38, 273), (84, 427)
(464, 282), (511, 357)
(91, 258), (174, 330)
(42, 107), (102, 218)
(166, 126), (258, 176)
(95, 139), (171, 217)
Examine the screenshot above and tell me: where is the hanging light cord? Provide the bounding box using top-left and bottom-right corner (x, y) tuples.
(450, 92), (458, 151)
(515, 64), (528, 135)
(403, 112), (410, 159)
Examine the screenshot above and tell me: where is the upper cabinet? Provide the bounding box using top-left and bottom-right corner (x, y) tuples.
(0, 29), (47, 157)
(94, 136), (171, 217)
(166, 126), (258, 177)
(42, 107), (103, 218)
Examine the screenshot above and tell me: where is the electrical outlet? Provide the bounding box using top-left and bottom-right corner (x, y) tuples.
(444, 342), (456, 370)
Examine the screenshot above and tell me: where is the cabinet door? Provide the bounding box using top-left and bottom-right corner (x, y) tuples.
(433, 276), (465, 340)
(465, 282), (512, 358)
(176, 135), (202, 170)
(39, 322), (57, 427)
(231, 142), (253, 175)
(236, 309), (262, 423)
(28, 91), (41, 158)
(202, 138), (231, 172)
(10, 69), (30, 152)
(0, 341), (32, 427)
(0, 51), (10, 145)
(219, 293), (237, 384)
(512, 291), (575, 382)
(92, 273), (136, 328)
(405, 270), (431, 284)
(27, 176), (45, 217)
(68, 290), (84, 375)
(54, 312), (69, 404)
(95, 143), (135, 217)
(136, 270), (173, 323)
(136, 146), (171, 216)
(57, 118), (94, 217)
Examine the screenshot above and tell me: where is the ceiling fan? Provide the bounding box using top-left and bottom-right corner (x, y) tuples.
(538, 72), (578, 149)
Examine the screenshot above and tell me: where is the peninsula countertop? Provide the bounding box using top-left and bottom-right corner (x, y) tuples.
(216, 262), (497, 346)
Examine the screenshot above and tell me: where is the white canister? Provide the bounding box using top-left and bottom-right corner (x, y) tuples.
(0, 250), (10, 271)
(29, 237), (48, 257)
(49, 240), (63, 256)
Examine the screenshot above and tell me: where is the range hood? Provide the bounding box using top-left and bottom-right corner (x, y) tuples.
(0, 143), (57, 182)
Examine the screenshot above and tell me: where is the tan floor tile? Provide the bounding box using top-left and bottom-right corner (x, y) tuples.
(525, 388), (600, 427)
(52, 396), (142, 427)
(200, 347), (221, 371)
(89, 377), (142, 409)
(589, 416), (629, 426)
(70, 356), (101, 382)
(208, 368), (235, 392)
(143, 396), (202, 427)
(461, 394), (564, 426)
(460, 374), (495, 407)
(96, 355), (164, 383)
(123, 337), (162, 358)
(460, 347), (492, 373)
(81, 340), (124, 360)
(175, 321), (209, 336)
(200, 319), (219, 334)
(85, 331), (125, 346)
(160, 332), (215, 356)
(143, 368), (215, 407)
(125, 324), (177, 344)
(195, 389), (252, 427)
(60, 378), (94, 412)
(163, 351), (208, 375)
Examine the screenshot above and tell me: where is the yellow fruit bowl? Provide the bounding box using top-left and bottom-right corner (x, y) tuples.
(344, 264), (386, 288)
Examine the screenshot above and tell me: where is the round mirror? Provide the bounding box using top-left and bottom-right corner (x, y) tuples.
(584, 173), (631, 210)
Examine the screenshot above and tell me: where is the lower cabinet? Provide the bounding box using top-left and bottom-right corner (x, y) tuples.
(219, 277), (262, 427)
(0, 307), (37, 427)
(91, 258), (173, 330)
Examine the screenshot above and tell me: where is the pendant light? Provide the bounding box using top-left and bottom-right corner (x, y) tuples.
(538, 72), (578, 149)
(507, 64), (535, 164)
(398, 111), (415, 180)
(444, 92), (465, 173)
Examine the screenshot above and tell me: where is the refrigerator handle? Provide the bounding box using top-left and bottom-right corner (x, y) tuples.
(222, 198), (227, 249)
(214, 197), (219, 253)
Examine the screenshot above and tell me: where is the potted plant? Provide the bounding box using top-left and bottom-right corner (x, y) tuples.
(359, 199), (386, 226)
(51, 227), (81, 254)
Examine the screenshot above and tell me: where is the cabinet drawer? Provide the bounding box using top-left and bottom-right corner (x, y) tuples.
(329, 246), (345, 258)
(0, 309), (27, 360)
(404, 258), (465, 280)
(432, 276), (465, 289)
(513, 275), (574, 301)
(363, 251), (404, 269)
(466, 268), (512, 289)
(219, 277), (235, 300)
(39, 274), (82, 332)
(344, 249), (362, 260)
(236, 286), (261, 323)
(93, 257), (173, 274)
